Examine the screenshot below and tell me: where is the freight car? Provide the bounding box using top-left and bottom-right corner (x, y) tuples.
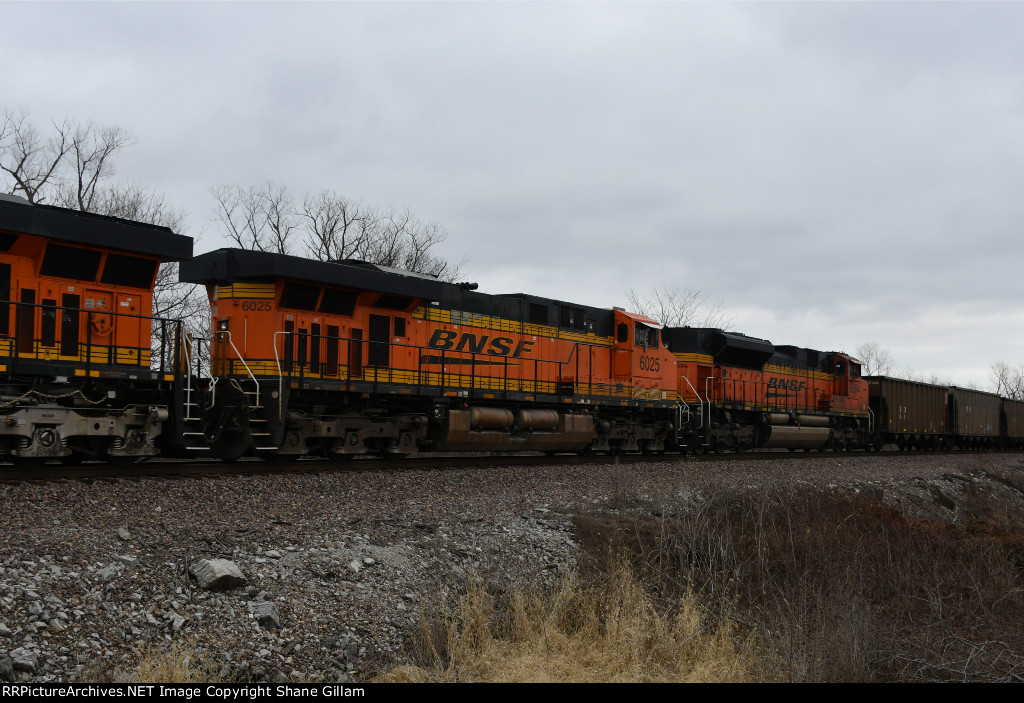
(1003, 398), (1024, 450)
(867, 376), (1011, 450)
(0, 194), (191, 465)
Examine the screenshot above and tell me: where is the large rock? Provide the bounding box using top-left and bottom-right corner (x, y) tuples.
(189, 559), (247, 591)
(249, 601), (281, 629)
(9, 648), (37, 673)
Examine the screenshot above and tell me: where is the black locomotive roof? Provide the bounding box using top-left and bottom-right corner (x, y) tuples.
(662, 327), (776, 368)
(0, 194), (192, 261)
(180, 248), (448, 300)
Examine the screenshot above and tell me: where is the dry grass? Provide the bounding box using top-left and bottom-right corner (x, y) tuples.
(116, 640), (218, 683)
(377, 565), (756, 683)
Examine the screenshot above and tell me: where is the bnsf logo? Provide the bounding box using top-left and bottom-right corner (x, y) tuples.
(428, 329), (535, 358)
(767, 378), (807, 391)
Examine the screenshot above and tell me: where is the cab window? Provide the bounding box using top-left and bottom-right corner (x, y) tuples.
(634, 324), (658, 348)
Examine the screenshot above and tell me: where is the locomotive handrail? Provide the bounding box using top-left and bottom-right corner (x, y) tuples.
(180, 334), (217, 417)
(679, 375), (705, 430)
(265, 327), (675, 407)
(1, 298), (187, 373)
(216, 330), (261, 411)
(271, 330), (288, 420)
(181, 333), (197, 418)
(704, 375), (719, 445)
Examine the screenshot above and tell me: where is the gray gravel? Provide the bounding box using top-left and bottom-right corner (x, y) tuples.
(1, 452), (1022, 683)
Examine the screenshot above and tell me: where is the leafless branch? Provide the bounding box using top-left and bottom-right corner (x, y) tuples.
(626, 285), (733, 329)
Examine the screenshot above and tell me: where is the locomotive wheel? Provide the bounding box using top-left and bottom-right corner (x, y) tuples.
(59, 453), (85, 466)
(323, 443), (355, 462)
(210, 433), (250, 463)
(12, 456), (47, 468)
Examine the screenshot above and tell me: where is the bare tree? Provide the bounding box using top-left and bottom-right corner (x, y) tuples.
(54, 122), (134, 212)
(217, 184), (466, 281)
(990, 361), (1024, 400)
(301, 190), (372, 262)
(0, 107), (73, 203)
(209, 182), (297, 254)
(626, 285), (732, 329)
(854, 342), (897, 377)
(900, 368), (955, 387)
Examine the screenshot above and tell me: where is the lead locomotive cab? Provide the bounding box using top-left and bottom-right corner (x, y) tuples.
(0, 194), (192, 465)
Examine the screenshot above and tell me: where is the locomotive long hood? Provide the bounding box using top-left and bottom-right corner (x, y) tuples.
(180, 248), (448, 299)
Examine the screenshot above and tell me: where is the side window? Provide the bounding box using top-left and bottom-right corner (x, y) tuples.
(617, 323), (629, 343)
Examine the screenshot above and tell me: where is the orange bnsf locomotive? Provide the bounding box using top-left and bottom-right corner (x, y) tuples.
(665, 328), (870, 453)
(0, 194), (190, 465)
(176, 248), (870, 460)
(177, 249), (680, 460)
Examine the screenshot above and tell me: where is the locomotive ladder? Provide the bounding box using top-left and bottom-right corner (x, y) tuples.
(222, 331), (278, 452)
(179, 334), (215, 452)
(178, 332), (277, 452)
(676, 376), (709, 451)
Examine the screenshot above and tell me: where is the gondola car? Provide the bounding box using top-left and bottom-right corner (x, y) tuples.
(867, 376), (1005, 450)
(0, 194), (191, 464)
(1002, 397), (1024, 450)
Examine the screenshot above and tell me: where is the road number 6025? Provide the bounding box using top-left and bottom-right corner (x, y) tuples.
(241, 300), (272, 312)
(639, 355), (660, 372)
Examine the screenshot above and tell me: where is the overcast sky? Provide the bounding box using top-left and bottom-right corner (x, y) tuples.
(3, 1), (1022, 387)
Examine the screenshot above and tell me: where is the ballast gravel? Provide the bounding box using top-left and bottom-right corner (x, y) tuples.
(0, 452), (1022, 683)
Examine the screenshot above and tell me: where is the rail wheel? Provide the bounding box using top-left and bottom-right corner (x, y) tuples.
(209, 432), (250, 463)
(323, 441), (355, 463)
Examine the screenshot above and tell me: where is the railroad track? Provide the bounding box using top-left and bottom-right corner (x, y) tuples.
(0, 448), (1017, 483)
